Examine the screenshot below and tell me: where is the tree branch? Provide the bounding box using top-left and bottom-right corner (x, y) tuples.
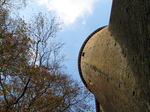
(13, 78), (30, 104)
(1, 0), (7, 5)
(0, 75), (8, 104)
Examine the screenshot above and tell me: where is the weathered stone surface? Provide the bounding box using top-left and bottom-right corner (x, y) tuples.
(78, 0), (150, 112)
(79, 26), (145, 112)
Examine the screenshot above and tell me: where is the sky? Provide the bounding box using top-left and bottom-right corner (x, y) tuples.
(21, 0), (113, 81)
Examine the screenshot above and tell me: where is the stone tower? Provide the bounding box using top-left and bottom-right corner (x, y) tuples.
(78, 0), (150, 112)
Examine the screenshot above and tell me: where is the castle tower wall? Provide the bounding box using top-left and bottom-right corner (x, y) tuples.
(78, 0), (150, 111)
(79, 26), (148, 112)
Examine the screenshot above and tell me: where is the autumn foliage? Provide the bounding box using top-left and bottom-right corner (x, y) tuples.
(0, 0), (94, 112)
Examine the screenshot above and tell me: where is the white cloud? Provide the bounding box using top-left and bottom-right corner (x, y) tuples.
(38, 0), (98, 25)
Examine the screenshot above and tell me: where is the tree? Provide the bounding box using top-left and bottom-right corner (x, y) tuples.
(0, 0), (27, 10)
(0, 1), (94, 111)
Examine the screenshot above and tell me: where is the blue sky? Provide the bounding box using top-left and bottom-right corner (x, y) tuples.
(21, 0), (113, 81)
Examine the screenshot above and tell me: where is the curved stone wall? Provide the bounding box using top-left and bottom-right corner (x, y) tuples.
(78, 26), (149, 112)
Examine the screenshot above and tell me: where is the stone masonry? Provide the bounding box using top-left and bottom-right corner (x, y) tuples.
(78, 0), (150, 112)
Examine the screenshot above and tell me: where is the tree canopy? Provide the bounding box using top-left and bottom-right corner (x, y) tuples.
(0, 0), (94, 111)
